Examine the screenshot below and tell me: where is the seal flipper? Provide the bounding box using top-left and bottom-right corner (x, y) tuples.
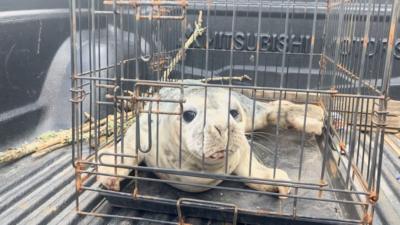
(97, 122), (145, 191)
(234, 91), (324, 135)
(265, 100), (325, 135)
(233, 143), (291, 199)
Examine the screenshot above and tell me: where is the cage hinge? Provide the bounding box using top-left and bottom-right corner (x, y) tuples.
(368, 191), (378, 203)
(339, 142), (347, 155)
(318, 180), (328, 198)
(75, 161), (85, 192)
(363, 213), (373, 225)
(70, 88), (86, 103)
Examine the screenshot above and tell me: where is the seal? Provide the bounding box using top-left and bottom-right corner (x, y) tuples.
(96, 83), (324, 199)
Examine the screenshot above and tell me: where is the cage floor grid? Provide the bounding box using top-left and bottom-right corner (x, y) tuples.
(101, 127), (357, 225)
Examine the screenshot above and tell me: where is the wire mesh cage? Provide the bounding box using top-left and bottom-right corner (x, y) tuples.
(69, 0), (399, 224)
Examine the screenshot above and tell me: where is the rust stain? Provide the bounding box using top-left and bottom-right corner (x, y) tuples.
(311, 35), (315, 46)
(363, 213), (373, 225)
(75, 163), (83, 192)
(329, 160), (338, 176)
(387, 19), (396, 47)
(75, 177), (82, 192)
(363, 37), (369, 49)
(369, 191), (378, 202)
(339, 142), (346, 155)
(317, 180), (327, 198)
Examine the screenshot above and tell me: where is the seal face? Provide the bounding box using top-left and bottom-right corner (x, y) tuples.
(139, 87), (249, 192)
(97, 84), (325, 198)
(160, 87), (246, 164)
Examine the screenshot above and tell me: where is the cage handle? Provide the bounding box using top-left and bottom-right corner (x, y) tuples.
(136, 101), (153, 153)
(103, 1), (188, 20)
(135, 1), (187, 21)
(176, 198), (238, 225)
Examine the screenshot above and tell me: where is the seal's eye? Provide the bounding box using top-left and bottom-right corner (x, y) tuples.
(230, 109), (239, 119)
(183, 110), (196, 122)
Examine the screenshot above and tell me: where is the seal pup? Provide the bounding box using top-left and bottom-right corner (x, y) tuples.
(97, 84), (324, 198)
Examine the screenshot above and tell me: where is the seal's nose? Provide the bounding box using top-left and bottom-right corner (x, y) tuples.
(213, 124), (228, 137)
(214, 125), (222, 136)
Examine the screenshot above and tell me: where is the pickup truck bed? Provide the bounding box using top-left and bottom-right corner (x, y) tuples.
(1, 133), (399, 225)
(0, 146), (233, 225)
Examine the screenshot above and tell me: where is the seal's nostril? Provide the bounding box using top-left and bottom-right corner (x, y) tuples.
(214, 126), (222, 136)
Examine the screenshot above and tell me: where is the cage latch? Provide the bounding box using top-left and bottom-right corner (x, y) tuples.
(136, 101), (153, 153)
(133, 82), (185, 154)
(176, 198), (238, 225)
(70, 88), (86, 103)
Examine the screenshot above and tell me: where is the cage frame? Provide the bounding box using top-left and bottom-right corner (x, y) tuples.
(69, 0), (399, 224)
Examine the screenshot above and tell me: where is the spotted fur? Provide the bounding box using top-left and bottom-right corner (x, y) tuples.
(97, 83), (324, 199)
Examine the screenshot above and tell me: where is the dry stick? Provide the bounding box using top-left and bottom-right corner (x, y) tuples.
(0, 130), (71, 163)
(161, 12), (250, 84)
(162, 11), (205, 80)
(84, 112), (95, 123)
(201, 75), (252, 83)
(32, 143), (70, 158)
(0, 112), (134, 163)
(37, 113), (135, 157)
(33, 115), (136, 158)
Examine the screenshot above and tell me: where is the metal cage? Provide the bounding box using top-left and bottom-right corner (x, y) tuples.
(69, 0), (399, 224)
